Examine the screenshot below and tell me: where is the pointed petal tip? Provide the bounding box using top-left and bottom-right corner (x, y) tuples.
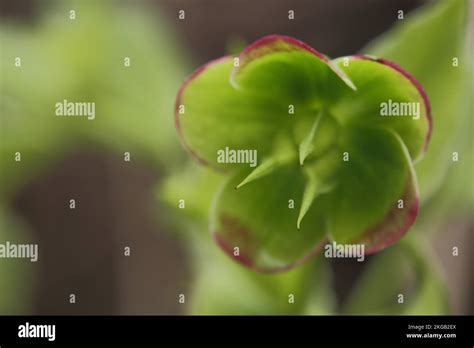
(296, 219), (302, 230)
(299, 156), (305, 166)
(234, 158), (280, 190)
(298, 111), (322, 166)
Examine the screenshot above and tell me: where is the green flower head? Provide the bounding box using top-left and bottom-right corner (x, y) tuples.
(175, 35), (431, 272)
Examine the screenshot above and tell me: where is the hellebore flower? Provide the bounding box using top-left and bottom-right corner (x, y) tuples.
(175, 35), (431, 272)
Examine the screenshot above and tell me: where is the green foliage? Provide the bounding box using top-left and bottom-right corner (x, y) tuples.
(0, 0), (187, 200)
(160, 162), (225, 224)
(0, 207), (35, 314)
(343, 237), (448, 315)
(188, 234), (334, 315)
(0, 1), (188, 314)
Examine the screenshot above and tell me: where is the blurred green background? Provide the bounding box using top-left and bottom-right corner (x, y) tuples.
(0, 0), (472, 315)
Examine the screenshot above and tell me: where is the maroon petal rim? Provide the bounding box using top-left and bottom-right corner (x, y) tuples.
(213, 230), (327, 273)
(174, 56), (232, 172)
(363, 188), (419, 255)
(351, 129), (420, 254)
(348, 54), (432, 160)
(231, 34), (357, 91)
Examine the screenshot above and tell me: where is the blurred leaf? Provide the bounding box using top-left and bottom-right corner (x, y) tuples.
(159, 162), (225, 223)
(0, 0), (187, 200)
(188, 233), (334, 315)
(415, 51), (473, 231)
(343, 237), (448, 315)
(0, 207), (35, 314)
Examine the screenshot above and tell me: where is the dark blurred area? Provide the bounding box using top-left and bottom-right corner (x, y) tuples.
(1, 0), (472, 315)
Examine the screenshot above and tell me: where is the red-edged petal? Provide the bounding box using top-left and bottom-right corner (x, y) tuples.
(352, 131), (420, 254)
(174, 56), (232, 171)
(357, 177), (419, 254)
(213, 228), (327, 274)
(350, 54), (432, 158)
